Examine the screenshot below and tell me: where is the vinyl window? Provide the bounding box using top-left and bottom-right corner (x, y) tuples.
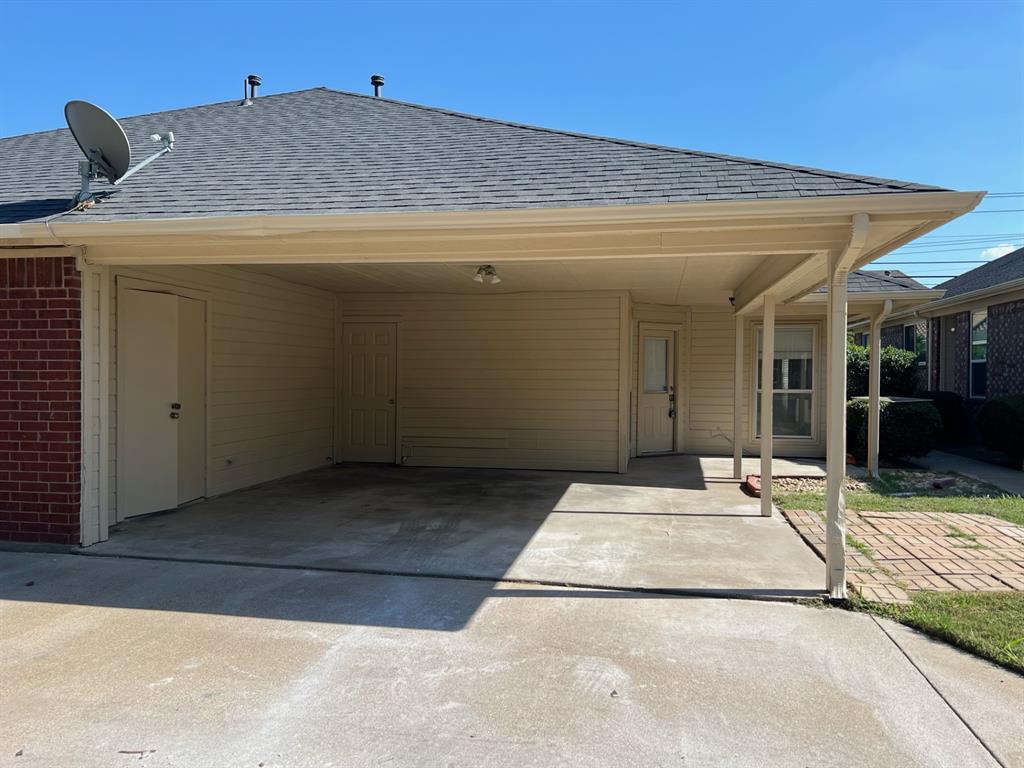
(755, 326), (814, 439)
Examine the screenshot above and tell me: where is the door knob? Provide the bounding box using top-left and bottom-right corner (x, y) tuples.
(169, 412), (180, 419)
(170, 403), (181, 410)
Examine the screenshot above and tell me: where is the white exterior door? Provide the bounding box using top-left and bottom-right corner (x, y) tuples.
(637, 326), (676, 454)
(342, 322), (397, 462)
(119, 288), (207, 518)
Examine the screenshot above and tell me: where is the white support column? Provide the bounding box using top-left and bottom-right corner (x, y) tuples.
(733, 315), (744, 479)
(759, 295), (775, 517)
(825, 254), (850, 599)
(867, 300), (893, 478)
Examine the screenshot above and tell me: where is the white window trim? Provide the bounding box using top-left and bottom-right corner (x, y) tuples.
(751, 323), (817, 441)
(969, 308), (988, 399)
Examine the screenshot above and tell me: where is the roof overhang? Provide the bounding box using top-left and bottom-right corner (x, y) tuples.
(0, 190), (983, 307)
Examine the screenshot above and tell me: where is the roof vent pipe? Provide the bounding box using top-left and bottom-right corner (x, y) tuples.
(247, 74), (262, 99)
(371, 74), (384, 97)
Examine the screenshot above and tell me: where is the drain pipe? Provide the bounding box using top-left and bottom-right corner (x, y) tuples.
(867, 298), (894, 479)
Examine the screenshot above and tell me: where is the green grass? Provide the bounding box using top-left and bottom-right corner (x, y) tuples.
(775, 472), (1024, 527)
(855, 591), (1024, 673)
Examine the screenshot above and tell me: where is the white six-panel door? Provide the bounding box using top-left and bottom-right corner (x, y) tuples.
(119, 288), (207, 517)
(342, 322), (397, 462)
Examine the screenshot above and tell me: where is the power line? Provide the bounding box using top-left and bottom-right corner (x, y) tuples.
(873, 260), (988, 265)
(968, 209), (1024, 214)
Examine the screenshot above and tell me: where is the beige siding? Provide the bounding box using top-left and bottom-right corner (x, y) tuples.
(685, 309), (737, 455)
(106, 265), (335, 516)
(684, 306), (826, 458)
(339, 292), (624, 471)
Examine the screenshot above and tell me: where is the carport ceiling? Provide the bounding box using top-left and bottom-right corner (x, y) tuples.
(240, 254), (770, 305)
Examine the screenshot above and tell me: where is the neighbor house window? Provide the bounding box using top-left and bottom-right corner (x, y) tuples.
(756, 326), (814, 438)
(970, 309), (987, 398)
(904, 323), (927, 367)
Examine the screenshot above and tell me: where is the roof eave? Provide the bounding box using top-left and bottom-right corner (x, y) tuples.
(0, 190), (984, 244)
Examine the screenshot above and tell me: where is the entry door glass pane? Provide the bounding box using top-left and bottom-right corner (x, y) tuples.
(644, 338), (669, 393)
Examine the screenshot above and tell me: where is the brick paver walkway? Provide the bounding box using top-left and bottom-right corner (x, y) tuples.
(783, 508), (1024, 604)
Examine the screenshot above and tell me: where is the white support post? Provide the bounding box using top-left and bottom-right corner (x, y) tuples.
(826, 254), (850, 599)
(759, 295), (775, 517)
(867, 300), (893, 479)
(733, 315), (744, 479)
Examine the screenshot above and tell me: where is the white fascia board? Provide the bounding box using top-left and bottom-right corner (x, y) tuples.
(0, 190), (985, 244)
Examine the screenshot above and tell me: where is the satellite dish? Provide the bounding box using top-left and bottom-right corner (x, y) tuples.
(64, 99), (175, 204)
(65, 100), (131, 182)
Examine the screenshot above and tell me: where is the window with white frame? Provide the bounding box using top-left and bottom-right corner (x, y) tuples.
(970, 309), (987, 398)
(756, 326), (814, 438)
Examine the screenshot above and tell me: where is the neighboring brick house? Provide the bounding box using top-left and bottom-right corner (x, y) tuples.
(858, 246), (1024, 401)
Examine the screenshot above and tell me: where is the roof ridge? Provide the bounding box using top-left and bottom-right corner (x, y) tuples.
(316, 87), (945, 192)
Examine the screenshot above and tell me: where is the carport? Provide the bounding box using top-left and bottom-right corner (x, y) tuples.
(0, 88), (982, 600)
(81, 455), (824, 595)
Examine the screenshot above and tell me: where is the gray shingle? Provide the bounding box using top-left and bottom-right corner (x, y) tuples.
(0, 88), (949, 225)
(816, 269), (931, 294)
(933, 247), (1024, 298)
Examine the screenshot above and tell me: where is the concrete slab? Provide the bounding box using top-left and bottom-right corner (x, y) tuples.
(83, 456), (824, 596)
(0, 552), (1002, 768)
(699, 455), (829, 478)
(879, 618), (1024, 767)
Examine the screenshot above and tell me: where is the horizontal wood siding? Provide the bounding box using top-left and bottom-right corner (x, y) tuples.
(685, 307), (826, 458)
(107, 265), (335, 515)
(340, 292), (623, 471)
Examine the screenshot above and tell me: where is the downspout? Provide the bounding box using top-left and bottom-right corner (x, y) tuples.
(825, 213), (870, 601)
(867, 298), (894, 479)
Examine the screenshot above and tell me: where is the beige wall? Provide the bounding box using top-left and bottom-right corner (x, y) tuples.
(338, 292), (627, 472)
(683, 307), (826, 458)
(106, 265), (335, 517)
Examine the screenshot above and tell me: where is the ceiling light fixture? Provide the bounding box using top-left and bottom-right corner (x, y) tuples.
(473, 265), (501, 285)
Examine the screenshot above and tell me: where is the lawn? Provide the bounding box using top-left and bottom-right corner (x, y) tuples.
(775, 470), (1024, 526)
(858, 591), (1024, 673)
(774, 470), (1024, 672)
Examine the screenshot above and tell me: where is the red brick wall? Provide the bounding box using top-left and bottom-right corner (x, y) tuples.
(0, 257), (82, 545)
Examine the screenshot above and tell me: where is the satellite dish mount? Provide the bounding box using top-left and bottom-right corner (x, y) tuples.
(65, 100), (175, 204)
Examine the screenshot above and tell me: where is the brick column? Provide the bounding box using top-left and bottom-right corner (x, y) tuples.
(0, 257), (82, 544)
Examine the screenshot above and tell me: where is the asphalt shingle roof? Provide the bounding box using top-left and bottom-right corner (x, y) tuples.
(815, 269), (931, 294)
(0, 87), (949, 225)
(933, 246), (1024, 298)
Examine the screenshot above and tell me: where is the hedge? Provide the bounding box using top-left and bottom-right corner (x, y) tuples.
(847, 398), (942, 460)
(977, 395), (1024, 460)
(847, 344), (919, 398)
(916, 390), (968, 442)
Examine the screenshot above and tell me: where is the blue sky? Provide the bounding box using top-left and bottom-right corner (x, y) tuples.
(3, 0), (1022, 284)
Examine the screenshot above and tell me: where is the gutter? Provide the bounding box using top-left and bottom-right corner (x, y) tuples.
(0, 190), (986, 245)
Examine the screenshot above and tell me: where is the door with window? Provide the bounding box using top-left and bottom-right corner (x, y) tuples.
(637, 325), (677, 454)
(756, 326), (814, 439)
(342, 322), (397, 462)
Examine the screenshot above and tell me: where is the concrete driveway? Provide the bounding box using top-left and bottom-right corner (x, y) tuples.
(81, 456), (823, 598)
(1, 552), (1020, 767)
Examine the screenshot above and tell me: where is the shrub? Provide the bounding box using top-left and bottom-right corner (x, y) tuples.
(916, 391), (968, 442)
(846, 344), (919, 398)
(977, 395), (1024, 459)
(847, 344), (869, 397)
(847, 398), (942, 460)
